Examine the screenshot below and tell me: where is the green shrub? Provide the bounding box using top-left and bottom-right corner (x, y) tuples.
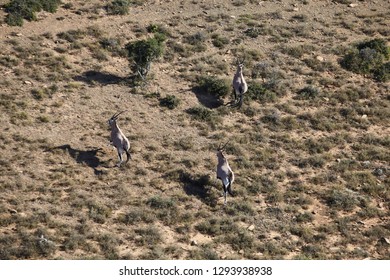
(211, 34), (230, 48)
(147, 24), (171, 37)
(147, 196), (175, 209)
(326, 188), (359, 211)
(125, 34), (165, 79)
(184, 32), (207, 52)
(357, 39), (389, 59)
(4, 0), (61, 26)
(297, 86), (320, 99)
(197, 76), (230, 98)
(244, 27), (261, 38)
(373, 62), (390, 82)
(159, 95), (180, 109)
(340, 38), (389, 81)
(247, 82), (277, 103)
(187, 106), (215, 122)
(107, 0), (130, 15)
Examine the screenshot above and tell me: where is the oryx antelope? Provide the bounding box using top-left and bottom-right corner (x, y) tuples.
(228, 58), (248, 108)
(216, 142), (235, 205)
(108, 111), (131, 167)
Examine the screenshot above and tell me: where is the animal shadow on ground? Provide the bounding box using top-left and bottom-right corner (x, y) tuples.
(50, 144), (107, 175)
(74, 70), (124, 86)
(178, 171), (217, 207)
(191, 86), (224, 109)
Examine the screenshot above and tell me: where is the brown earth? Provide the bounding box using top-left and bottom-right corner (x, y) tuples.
(0, 0), (389, 259)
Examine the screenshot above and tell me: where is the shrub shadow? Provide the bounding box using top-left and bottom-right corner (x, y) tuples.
(50, 144), (107, 175)
(191, 86), (224, 109)
(74, 70), (124, 85)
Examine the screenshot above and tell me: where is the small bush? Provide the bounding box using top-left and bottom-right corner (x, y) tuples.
(4, 0), (61, 26)
(197, 76), (230, 98)
(211, 34), (230, 49)
(125, 34), (165, 79)
(244, 27), (261, 38)
(107, 0), (130, 15)
(57, 29), (86, 43)
(159, 95), (180, 109)
(184, 32), (207, 53)
(147, 24), (171, 37)
(326, 188), (359, 211)
(187, 106), (215, 122)
(118, 209), (155, 225)
(340, 39), (389, 82)
(373, 62), (390, 82)
(147, 196), (175, 209)
(135, 226), (162, 246)
(297, 86), (320, 99)
(247, 82), (277, 103)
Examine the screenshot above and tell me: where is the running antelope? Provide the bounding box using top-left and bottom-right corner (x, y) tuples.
(108, 111), (131, 167)
(228, 58), (248, 108)
(216, 142), (235, 205)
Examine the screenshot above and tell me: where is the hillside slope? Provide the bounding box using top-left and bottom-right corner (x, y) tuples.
(0, 0), (389, 259)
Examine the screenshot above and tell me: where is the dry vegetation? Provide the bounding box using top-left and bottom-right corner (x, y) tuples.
(0, 0), (389, 260)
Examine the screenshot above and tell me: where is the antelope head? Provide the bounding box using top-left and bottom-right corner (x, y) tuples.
(217, 141), (229, 157)
(235, 57), (246, 71)
(108, 110), (127, 126)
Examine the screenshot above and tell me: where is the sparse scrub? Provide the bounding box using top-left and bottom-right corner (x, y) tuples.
(88, 201), (112, 224)
(4, 0), (61, 26)
(282, 44), (316, 58)
(296, 86), (320, 100)
(211, 34), (230, 49)
(246, 82), (277, 103)
(196, 217), (238, 236)
(326, 188), (359, 211)
(187, 106), (218, 125)
(134, 226), (162, 246)
(183, 32), (208, 53)
(224, 200), (255, 216)
(98, 234), (119, 259)
(159, 95), (180, 109)
(107, 0), (130, 15)
(118, 208), (155, 225)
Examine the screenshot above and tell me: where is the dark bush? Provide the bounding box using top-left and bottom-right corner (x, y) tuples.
(247, 82), (277, 103)
(159, 95), (180, 109)
(340, 39), (389, 82)
(211, 34), (230, 49)
(4, 0), (61, 26)
(187, 106), (215, 122)
(297, 86), (320, 99)
(125, 34), (165, 79)
(107, 0), (130, 15)
(197, 76), (230, 98)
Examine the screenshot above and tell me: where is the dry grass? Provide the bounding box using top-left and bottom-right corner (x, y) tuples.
(0, 0), (389, 260)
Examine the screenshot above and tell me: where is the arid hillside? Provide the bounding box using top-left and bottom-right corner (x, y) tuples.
(0, 0), (389, 259)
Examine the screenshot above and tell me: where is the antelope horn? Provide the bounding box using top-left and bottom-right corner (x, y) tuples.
(111, 110), (127, 120)
(219, 140), (229, 151)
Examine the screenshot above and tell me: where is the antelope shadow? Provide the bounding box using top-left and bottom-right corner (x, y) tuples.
(50, 144), (107, 175)
(178, 171), (216, 206)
